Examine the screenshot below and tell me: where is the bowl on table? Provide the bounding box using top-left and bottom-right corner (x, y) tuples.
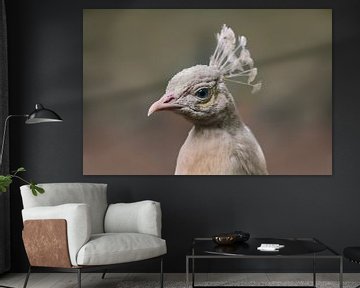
(212, 231), (250, 245)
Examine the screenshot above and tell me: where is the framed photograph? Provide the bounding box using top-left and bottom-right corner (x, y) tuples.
(83, 9), (332, 175)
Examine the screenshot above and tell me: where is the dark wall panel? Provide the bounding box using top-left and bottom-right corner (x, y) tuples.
(5, 0), (360, 272)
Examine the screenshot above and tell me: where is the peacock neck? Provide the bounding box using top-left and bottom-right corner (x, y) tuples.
(193, 103), (244, 134)
(194, 120), (243, 137)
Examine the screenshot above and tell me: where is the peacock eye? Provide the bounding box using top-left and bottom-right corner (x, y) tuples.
(195, 88), (209, 99)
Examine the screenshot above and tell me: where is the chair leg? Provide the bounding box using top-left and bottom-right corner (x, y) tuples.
(23, 266), (31, 288)
(160, 257), (164, 288)
(101, 270), (107, 279)
(77, 269), (81, 288)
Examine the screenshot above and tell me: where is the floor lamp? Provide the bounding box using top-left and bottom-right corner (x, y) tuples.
(0, 103), (62, 288)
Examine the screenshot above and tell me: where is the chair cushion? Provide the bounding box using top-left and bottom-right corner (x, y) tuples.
(344, 247), (360, 263)
(76, 233), (167, 266)
(105, 201), (162, 237)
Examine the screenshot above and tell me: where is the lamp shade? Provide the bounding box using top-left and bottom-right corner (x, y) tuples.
(25, 104), (63, 124)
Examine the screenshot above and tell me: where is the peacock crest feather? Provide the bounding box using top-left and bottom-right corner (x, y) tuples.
(209, 24), (262, 93)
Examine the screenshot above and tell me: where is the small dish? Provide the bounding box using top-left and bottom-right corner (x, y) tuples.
(212, 234), (237, 245)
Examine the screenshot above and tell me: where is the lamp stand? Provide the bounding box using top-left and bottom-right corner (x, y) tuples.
(0, 115), (27, 168)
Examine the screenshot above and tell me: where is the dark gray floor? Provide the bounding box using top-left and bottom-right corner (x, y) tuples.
(0, 273), (358, 288)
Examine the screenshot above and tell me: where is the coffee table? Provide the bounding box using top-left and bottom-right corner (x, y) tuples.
(186, 237), (343, 288)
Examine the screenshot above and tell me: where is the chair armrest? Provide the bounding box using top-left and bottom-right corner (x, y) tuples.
(104, 200), (162, 237)
(22, 203), (91, 266)
(23, 219), (72, 268)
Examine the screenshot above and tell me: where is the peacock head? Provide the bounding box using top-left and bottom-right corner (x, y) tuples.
(148, 25), (261, 126)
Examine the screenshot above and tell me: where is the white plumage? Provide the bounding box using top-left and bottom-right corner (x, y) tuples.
(209, 24), (262, 93)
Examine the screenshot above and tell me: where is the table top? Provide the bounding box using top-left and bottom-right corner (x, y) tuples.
(190, 237), (340, 258)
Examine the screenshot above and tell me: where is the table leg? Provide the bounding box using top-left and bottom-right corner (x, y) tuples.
(186, 257), (189, 288)
(339, 257), (343, 288)
(192, 257), (195, 288)
(192, 247), (195, 288)
(313, 254), (316, 287)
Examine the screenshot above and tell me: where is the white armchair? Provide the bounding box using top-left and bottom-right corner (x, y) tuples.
(20, 183), (166, 288)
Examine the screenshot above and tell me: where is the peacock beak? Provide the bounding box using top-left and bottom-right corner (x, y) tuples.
(147, 92), (182, 116)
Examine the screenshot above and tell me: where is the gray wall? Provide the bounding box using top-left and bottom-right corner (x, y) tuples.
(5, 0), (360, 273)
